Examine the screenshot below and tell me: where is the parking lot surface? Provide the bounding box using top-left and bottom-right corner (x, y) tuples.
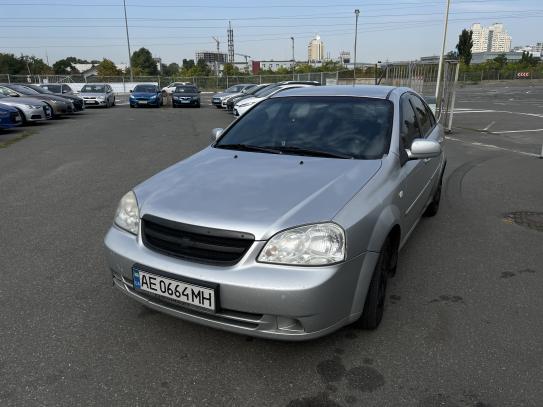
(1, 86), (542, 406)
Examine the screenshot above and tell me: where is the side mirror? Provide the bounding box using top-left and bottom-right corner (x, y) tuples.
(210, 128), (224, 142)
(407, 139), (441, 160)
(129, 89), (133, 93)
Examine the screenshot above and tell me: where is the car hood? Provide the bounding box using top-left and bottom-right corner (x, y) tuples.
(235, 96), (261, 106)
(20, 94), (68, 104)
(0, 103), (18, 112)
(53, 94), (82, 102)
(0, 97), (45, 106)
(135, 147), (381, 240)
(131, 92), (158, 98)
(212, 92), (233, 99)
(80, 93), (106, 98)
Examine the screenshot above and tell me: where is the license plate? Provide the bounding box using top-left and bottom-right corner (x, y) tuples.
(181, 100), (190, 103)
(132, 268), (216, 312)
(138, 100), (148, 104)
(85, 100), (96, 104)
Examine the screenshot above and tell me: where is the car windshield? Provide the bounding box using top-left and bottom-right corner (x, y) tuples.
(81, 85), (105, 93)
(174, 86), (197, 93)
(41, 85), (61, 93)
(216, 96), (394, 160)
(9, 84), (39, 94)
(225, 85), (246, 93)
(133, 85), (157, 93)
(253, 85), (281, 98)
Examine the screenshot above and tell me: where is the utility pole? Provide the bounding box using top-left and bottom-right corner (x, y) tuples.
(123, 0), (133, 82)
(291, 37), (295, 80)
(435, 0), (451, 101)
(353, 9), (360, 86)
(227, 21), (234, 64)
(212, 36), (220, 77)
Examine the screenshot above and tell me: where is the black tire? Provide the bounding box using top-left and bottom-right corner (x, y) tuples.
(196, 103), (201, 108)
(423, 173), (443, 217)
(130, 104), (134, 108)
(112, 97), (116, 107)
(15, 108), (27, 125)
(358, 240), (391, 330)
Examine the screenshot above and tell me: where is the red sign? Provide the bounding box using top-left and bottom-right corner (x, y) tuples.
(517, 72), (530, 78)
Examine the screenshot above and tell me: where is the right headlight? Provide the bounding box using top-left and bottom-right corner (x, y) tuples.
(26, 104), (42, 109)
(258, 223), (345, 266)
(114, 191), (140, 235)
(238, 101), (256, 107)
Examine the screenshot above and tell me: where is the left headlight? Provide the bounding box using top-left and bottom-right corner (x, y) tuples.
(114, 191), (140, 235)
(26, 104), (42, 109)
(258, 223), (345, 266)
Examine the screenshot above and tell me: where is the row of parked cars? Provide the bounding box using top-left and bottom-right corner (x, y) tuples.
(211, 81), (321, 117)
(0, 82), (120, 129)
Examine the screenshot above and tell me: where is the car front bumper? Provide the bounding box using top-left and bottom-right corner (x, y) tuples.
(22, 105), (51, 121)
(130, 98), (160, 107)
(172, 98), (199, 106)
(104, 225), (374, 340)
(83, 99), (107, 106)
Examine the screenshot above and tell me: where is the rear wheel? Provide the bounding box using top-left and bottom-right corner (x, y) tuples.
(357, 239), (392, 330)
(112, 97), (116, 107)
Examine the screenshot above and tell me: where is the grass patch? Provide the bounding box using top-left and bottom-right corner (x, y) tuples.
(0, 130), (35, 149)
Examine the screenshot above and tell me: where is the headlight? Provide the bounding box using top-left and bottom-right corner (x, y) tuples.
(173, 96), (179, 100)
(150, 95), (157, 99)
(26, 105), (42, 109)
(238, 101), (256, 107)
(258, 223), (345, 266)
(97, 96), (105, 101)
(114, 191), (140, 235)
(129, 95), (135, 99)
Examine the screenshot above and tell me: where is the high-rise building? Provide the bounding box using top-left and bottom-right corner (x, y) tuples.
(308, 35), (324, 63)
(470, 23), (512, 53)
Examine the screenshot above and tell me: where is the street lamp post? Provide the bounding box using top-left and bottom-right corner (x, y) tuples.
(435, 0), (451, 101)
(123, 0), (133, 83)
(353, 9), (360, 86)
(291, 37), (295, 80)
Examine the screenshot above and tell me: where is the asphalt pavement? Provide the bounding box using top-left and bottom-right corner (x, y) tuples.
(0, 86), (542, 407)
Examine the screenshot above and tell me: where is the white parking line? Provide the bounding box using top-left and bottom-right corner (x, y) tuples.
(496, 128), (543, 134)
(482, 121), (495, 131)
(445, 136), (540, 158)
(453, 109), (543, 118)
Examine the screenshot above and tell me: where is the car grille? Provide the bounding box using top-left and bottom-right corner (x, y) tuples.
(141, 215), (254, 265)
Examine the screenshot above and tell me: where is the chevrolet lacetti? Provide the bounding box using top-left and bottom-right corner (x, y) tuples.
(104, 85), (446, 340)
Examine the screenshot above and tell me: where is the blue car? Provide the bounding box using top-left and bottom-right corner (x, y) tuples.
(0, 103), (22, 129)
(129, 84), (162, 108)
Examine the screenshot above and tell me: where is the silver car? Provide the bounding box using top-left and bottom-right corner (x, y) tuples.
(0, 94), (51, 123)
(104, 86), (446, 340)
(80, 83), (115, 107)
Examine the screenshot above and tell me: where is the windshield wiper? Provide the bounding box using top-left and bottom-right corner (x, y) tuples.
(268, 146), (353, 159)
(215, 143), (282, 154)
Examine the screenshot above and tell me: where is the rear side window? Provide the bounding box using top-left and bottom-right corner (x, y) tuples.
(400, 94), (421, 148)
(409, 95), (432, 137)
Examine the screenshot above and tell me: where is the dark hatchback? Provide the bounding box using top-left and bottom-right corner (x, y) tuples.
(172, 85), (200, 108)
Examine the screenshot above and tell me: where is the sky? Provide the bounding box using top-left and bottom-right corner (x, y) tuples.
(0, 0), (541, 66)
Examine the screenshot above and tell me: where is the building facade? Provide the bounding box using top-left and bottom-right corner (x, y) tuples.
(195, 51), (227, 65)
(470, 23), (512, 53)
(308, 35), (324, 63)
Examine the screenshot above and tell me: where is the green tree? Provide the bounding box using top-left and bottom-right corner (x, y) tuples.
(493, 53), (508, 69)
(182, 59), (195, 70)
(52, 58), (76, 74)
(131, 47), (158, 75)
(519, 51), (539, 67)
(196, 58), (212, 76)
(456, 29), (473, 65)
(96, 58), (122, 76)
(162, 62), (180, 76)
(0, 53), (25, 74)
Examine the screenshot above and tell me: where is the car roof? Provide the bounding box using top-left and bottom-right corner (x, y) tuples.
(271, 85), (398, 99)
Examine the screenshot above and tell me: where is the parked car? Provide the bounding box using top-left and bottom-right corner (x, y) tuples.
(80, 84), (115, 108)
(171, 85), (201, 108)
(129, 84), (162, 108)
(38, 83), (75, 95)
(212, 84), (256, 108)
(233, 83), (317, 117)
(22, 84), (84, 112)
(162, 82), (193, 95)
(104, 85), (446, 340)
(225, 83), (271, 111)
(0, 103), (22, 129)
(0, 84), (70, 117)
(220, 84), (257, 108)
(0, 94), (51, 123)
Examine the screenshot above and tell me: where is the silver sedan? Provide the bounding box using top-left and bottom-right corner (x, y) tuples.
(104, 85), (446, 340)
(0, 94), (51, 123)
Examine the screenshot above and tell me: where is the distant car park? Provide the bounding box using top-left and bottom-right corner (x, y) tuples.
(0, 84), (71, 117)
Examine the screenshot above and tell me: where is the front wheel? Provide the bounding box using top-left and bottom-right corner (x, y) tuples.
(423, 173), (443, 217)
(357, 239), (391, 330)
(112, 97), (116, 107)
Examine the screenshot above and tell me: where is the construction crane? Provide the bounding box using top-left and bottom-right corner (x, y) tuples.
(235, 53), (251, 71)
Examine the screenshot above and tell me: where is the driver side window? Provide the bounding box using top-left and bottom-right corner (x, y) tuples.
(400, 94), (421, 149)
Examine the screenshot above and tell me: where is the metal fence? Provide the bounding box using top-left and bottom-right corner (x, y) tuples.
(0, 72), (340, 91)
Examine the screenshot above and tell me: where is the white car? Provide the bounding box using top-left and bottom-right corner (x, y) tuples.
(233, 84), (316, 117)
(161, 82), (194, 94)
